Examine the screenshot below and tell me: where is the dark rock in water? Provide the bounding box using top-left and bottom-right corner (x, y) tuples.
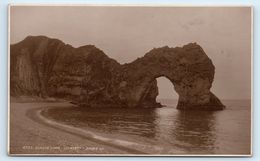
(10, 36), (225, 110)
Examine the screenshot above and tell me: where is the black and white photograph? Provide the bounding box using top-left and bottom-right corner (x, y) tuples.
(8, 5), (252, 156)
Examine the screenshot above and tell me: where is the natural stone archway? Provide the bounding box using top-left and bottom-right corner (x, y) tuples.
(10, 36), (225, 110)
(155, 77), (178, 106)
(156, 77), (179, 102)
(112, 43), (225, 110)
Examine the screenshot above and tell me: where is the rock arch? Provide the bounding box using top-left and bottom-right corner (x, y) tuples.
(10, 36), (225, 110)
(113, 43), (225, 110)
(155, 76), (178, 105)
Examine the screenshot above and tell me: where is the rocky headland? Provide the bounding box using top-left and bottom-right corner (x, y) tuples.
(10, 36), (225, 110)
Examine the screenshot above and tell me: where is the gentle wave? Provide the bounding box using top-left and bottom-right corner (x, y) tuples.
(38, 108), (184, 154)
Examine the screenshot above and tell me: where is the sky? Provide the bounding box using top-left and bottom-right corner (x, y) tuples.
(10, 6), (252, 100)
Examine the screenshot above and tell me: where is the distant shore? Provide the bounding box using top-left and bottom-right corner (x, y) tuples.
(9, 100), (147, 155)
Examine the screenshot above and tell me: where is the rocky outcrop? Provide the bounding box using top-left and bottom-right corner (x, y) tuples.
(10, 36), (225, 110)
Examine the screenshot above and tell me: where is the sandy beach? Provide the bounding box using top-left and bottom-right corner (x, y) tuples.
(9, 99), (251, 156)
(9, 101), (145, 155)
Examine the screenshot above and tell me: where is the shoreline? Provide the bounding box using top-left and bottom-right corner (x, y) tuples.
(38, 106), (186, 155)
(29, 106), (148, 155)
(9, 101), (147, 155)
(8, 100), (251, 156)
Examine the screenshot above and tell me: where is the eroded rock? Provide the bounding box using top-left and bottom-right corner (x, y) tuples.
(10, 36), (225, 110)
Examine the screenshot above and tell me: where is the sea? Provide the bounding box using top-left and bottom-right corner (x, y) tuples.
(41, 99), (251, 155)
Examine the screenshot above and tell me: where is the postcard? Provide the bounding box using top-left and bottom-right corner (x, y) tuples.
(8, 5), (252, 156)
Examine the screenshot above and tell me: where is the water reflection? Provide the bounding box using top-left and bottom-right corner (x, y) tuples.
(44, 107), (158, 138)
(44, 106), (218, 152)
(172, 111), (217, 153)
(42, 100), (251, 154)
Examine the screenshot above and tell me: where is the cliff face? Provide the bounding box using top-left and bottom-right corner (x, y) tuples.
(10, 36), (121, 100)
(10, 36), (67, 96)
(10, 36), (225, 110)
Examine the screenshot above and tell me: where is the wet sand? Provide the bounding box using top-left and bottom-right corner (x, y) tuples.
(9, 101), (145, 155)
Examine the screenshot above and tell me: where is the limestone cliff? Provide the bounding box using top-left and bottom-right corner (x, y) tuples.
(10, 36), (225, 110)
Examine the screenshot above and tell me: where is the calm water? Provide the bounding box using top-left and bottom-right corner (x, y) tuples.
(42, 99), (251, 154)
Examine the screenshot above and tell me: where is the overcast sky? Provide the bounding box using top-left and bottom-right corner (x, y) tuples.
(10, 6), (252, 100)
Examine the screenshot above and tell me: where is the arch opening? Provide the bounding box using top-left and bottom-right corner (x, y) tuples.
(155, 76), (179, 108)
